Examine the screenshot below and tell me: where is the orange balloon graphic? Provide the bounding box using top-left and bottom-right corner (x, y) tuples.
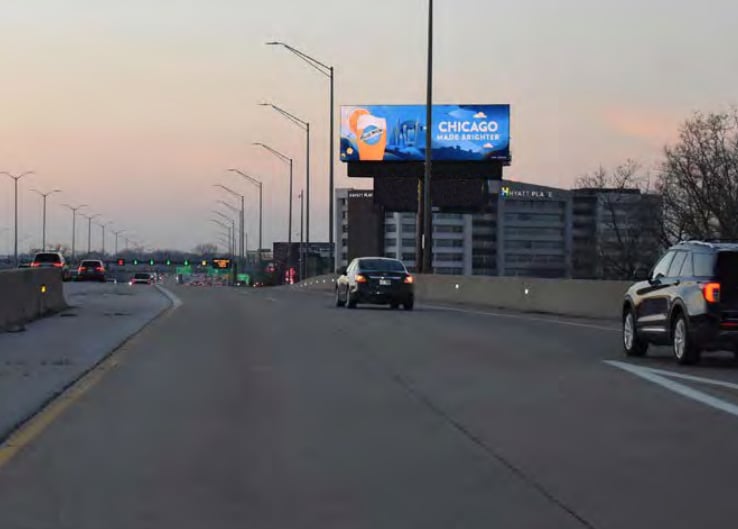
(349, 108), (370, 136)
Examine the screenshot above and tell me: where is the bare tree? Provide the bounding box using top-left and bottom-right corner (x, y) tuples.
(576, 160), (662, 279)
(657, 110), (738, 242)
(193, 243), (218, 256)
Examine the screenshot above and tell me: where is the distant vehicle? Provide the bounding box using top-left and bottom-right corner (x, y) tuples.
(77, 259), (106, 282)
(31, 252), (71, 281)
(623, 241), (738, 365)
(130, 272), (154, 286)
(336, 257), (414, 310)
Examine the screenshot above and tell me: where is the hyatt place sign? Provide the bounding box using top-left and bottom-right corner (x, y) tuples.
(500, 186), (555, 200)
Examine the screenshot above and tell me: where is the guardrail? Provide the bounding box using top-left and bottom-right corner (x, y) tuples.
(0, 269), (68, 331)
(293, 274), (630, 320)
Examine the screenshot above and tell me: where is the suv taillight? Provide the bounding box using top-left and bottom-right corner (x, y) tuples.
(702, 282), (721, 303)
(53, 262), (63, 268)
(30, 262), (41, 268)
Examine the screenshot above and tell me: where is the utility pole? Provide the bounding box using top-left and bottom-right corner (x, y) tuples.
(32, 188), (62, 251)
(62, 204), (87, 261)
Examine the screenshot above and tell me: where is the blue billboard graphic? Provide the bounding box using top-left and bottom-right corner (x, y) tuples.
(340, 104), (510, 162)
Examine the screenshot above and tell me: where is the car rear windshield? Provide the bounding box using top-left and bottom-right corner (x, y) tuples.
(134, 273), (150, 280)
(34, 253), (61, 263)
(81, 261), (101, 267)
(359, 259), (406, 272)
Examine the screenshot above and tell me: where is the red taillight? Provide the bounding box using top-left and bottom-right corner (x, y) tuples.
(78, 267), (84, 273)
(355, 274), (368, 284)
(702, 282), (721, 303)
(96, 267), (104, 272)
(30, 262), (41, 268)
(404, 275), (414, 284)
(53, 262), (63, 268)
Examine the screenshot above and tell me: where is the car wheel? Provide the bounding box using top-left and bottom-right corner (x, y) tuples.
(347, 288), (357, 309)
(390, 302), (399, 310)
(403, 300), (414, 311)
(623, 309), (647, 357)
(672, 313), (700, 365)
(335, 288), (344, 307)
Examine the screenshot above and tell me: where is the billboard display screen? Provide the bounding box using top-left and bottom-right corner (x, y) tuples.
(340, 104), (510, 163)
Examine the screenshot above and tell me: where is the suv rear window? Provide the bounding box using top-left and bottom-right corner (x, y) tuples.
(134, 273), (150, 280)
(80, 260), (101, 267)
(34, 253), (61, 263)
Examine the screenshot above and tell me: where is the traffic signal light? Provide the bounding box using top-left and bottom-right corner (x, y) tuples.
(149, 259), (155, 266)
(166, 259), (172, 266)
(184, 259), (190, 266)
(133, 259), (139, 265)
(116, 258), (125, 266)
(201, 260), (208, 267)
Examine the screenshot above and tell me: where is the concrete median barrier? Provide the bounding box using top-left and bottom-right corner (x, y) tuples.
(0, 269), (68, 331)
(295, 274), (630, 320)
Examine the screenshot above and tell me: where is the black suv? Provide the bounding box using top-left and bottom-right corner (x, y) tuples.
(623, 241), (738, 364)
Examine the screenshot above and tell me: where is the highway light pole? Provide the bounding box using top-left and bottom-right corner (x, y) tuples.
(62, 204), (87, 261)
(228, 169), (263, 253)
(212, 210), (236, 257)
(259, 103), (310, 267)
(298, 189), (304, 280)
(214, 185), (245, 266)
(113, 229), (125, 256)
(2, 171), (34, 267)
(210, 219), (232, 254)
(31, 188), (62, 251)
(82, 213), (100, 257)
(421, 0), (434, 273)
(217, 200), (244, 257)
(99, 221), (113, 257)
(253, 142), (293, 248)
(266, 42), (334, 257)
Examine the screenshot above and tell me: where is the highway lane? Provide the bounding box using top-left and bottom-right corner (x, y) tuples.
(1, 285), (738, 528)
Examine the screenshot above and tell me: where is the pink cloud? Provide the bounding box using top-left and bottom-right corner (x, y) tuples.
(601, 107), (681, 146)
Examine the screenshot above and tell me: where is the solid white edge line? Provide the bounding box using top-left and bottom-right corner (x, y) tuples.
(605, 361), (738, 418)
(156, 285), (183, 309)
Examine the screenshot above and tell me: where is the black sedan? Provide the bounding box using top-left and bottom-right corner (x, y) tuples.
(336, 257), (414, 310)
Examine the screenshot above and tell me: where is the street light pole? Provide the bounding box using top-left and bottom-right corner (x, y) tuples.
(2, 171), (34, 266)
(422, 0), (434, 273)
(266, 42), (335, 258)
(32, 188), (62, 251)
(213, 210), (236, 257)
(99, 221), (112, 258)
(113, 229), (125, 256)
(214, 184), (245, 267)
(252, 143), (293, 248)
(62, 204), (87, 261)
(82, 213), (100, 257)
(228, 169), (263, 252)
(259, 104), (310, 271)
(298, 189), (304, 280)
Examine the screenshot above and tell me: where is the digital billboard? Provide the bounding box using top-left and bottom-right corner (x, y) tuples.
(340, 104), (510, 163)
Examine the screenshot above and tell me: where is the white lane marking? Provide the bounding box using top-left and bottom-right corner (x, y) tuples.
(644, 367), (738, 391)
(606, 361), (738, 418)
(265, 297), (278, 303)
(421, 304), (619, 332)
(155, 285), (183, 309)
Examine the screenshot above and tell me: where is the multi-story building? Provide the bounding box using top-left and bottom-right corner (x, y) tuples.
(572, 188), (663, 279)
(336, 181), (574, 278)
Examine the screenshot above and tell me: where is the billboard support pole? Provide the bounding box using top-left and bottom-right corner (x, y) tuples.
(422, 0), (434, 273)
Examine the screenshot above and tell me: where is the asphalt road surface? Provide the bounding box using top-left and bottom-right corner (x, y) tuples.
(1, 285), (738, 529)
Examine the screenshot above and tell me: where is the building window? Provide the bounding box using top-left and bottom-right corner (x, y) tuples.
(402, 253), (416, 261)
(342, 225), (348, 233)
(401, 223), (416, 232)
(341, 211), (347, 219)
(385, 224), (397, 233)
(434, 225), (464, 233)
(385, 238), (397, 247)
(435, 253), (464, 262)
(402, 238), (415, 247)
(434, 239), (464, 248)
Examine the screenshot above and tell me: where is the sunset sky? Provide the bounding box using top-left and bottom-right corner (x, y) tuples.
(1, 0), (737, 253)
